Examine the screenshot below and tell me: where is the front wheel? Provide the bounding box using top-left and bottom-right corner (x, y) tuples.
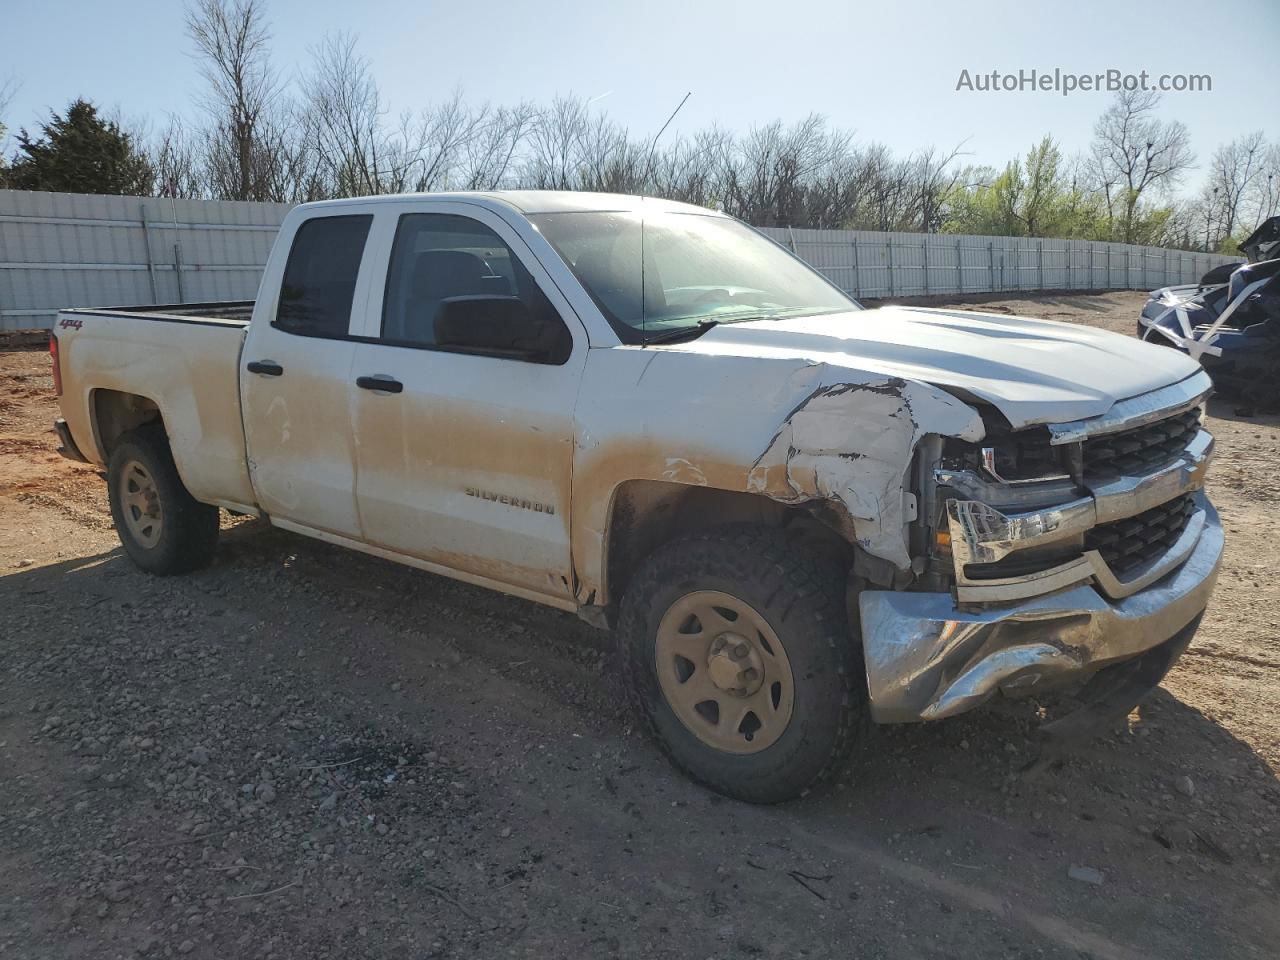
(618, 526), (863, 803)
(107, 426), (219, 575)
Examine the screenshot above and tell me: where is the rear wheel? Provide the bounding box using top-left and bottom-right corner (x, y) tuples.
(619, 525), (862, 803)
(107, 427), (219, 574)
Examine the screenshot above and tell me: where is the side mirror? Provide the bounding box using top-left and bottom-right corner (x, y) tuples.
(434, 295), (569, 363)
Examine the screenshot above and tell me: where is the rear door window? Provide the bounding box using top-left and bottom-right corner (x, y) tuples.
(275, 215), (373, 337)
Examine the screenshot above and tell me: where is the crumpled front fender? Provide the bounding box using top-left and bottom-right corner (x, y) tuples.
(747, 375), (983, 570)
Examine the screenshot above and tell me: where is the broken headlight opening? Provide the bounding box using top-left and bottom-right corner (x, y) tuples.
(932, 414), (1083, 517)
(949, 413), (1073, 486)
(915, 409), (1086, 593)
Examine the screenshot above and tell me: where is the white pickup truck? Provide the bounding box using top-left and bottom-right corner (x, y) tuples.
(51, 191), (1221, 802)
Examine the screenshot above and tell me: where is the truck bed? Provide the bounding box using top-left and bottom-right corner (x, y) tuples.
(64, 300), (255, 326)
(55, 300), (257, 511)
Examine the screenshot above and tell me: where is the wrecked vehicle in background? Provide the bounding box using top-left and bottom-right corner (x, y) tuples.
(1140, 217), (1280, 404)
(49, 191), (1221, 803)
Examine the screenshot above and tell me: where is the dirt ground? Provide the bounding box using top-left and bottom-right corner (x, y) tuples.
(2, 290), (1277, 960)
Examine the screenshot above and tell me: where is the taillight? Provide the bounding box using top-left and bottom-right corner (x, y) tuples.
(50, 333), (63, 396)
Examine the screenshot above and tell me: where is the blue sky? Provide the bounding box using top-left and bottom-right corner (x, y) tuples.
(4, 0), (1277, 194)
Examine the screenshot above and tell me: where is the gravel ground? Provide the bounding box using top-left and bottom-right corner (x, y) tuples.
(2, 290), (1278, 959)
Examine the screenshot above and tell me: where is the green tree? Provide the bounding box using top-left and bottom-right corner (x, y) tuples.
(4, 99), (153, 195)
(943, 140), (1063, 237)
(944, 138), (1118, 240)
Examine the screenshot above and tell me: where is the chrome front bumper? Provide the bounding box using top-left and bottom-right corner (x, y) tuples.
(859, 491), (1222, 723)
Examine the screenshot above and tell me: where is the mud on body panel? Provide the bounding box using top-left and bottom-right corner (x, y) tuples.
(570, 349), (984, 606)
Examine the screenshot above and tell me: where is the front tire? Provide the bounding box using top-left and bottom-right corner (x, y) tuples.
(618, 525), (862, 803)
(107, 426), (219, 575)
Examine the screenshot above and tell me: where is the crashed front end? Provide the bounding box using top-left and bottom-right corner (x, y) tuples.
(858, 369), (1222, 725)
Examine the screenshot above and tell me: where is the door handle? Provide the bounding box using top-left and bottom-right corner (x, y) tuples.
(246, 360), (284, 377)
(356, 375), (404, 394)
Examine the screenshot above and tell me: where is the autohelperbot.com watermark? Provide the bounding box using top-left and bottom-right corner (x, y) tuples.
(955, 68), (1211, 97)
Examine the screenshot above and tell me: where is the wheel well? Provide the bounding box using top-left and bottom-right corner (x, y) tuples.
(92, 390), (163, 459)
(602, 480), (853, 617)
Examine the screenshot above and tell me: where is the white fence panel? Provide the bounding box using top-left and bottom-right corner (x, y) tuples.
(759, 227), (1240, 301)
(0, 189), (1243, 331)
(0, 189), (291, 331)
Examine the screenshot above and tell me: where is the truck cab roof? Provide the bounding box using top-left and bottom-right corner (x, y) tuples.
(291, 190), (724, 218)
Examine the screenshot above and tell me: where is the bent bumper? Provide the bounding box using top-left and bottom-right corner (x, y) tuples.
(859, 493), (1222, 724)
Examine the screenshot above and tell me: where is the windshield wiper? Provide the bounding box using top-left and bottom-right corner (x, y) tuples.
(641, 319), (722, 346)
(640, 312), (789, 346)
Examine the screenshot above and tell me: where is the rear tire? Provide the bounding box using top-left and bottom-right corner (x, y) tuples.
(107, 426), (219, 575)
(618, 525), (862, 803)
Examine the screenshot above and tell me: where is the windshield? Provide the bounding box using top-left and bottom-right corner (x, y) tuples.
(529, 209), (860, 343)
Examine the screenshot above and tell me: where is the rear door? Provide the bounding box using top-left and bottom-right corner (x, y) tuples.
(241, 210), (376, 538)
(348, 201), (587, 601)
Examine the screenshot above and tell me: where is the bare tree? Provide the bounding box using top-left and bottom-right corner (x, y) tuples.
(803, 149), (872, 228)
(258, 106), (329, 202)
(1162, 199), (1204, 252)
(0, 75), (19, 159)
(301, 34), (503, 197)
(1089, 90), (1194, 242)
(150, 116), (203, 198)
(665, 128), (734, 207)
(520, 95), (657, 195)
(523, 96), (592, 190)
(723, 115), (851, 227)
(299, 32), (396, 197)
(457, 102), (538, 190)
(1249, 142), (1280, 227)
(909, 143), (967, 232)
(854, 142), (918, 231)
(303, 35), (423, 196)
(575, 111), (649, 193)
(1202, 131), (1268, 247)
(186, 0), (282, 200)
(409, 92), (487, 193)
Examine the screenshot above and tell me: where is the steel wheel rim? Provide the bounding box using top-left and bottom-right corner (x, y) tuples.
(654, 590), (795, 754)
(120, 460), (163, 548)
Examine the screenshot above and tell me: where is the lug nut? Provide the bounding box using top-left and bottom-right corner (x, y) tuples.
(741, 668), (758, 682)
(733, 643), (749, 659)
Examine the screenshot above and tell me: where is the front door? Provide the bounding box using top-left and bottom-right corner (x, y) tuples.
(349, 204), (586, 600)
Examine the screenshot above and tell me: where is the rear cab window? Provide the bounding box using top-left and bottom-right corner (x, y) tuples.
(275, 215), (373, 337)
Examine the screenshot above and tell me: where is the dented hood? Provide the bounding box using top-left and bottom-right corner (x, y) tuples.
(681, 305), (1202, 427)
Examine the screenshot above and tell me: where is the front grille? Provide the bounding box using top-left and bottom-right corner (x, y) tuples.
(1085, 494), (1196, 578)
(1082, 408), (1201, 481)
